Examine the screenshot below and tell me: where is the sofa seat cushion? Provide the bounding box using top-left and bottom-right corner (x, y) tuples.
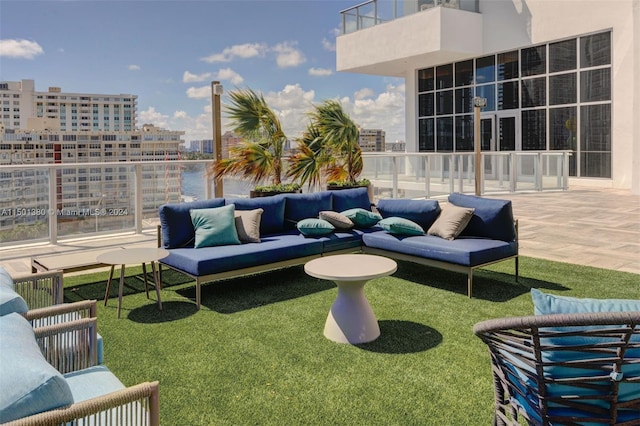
(159, 199), (226, 249)
(317, 230), (365, 253)
(448, 193), (516, 242)
(161, 231), (324, 276)
(362, 231), (517, 267)
(63, 365), (125, 403)
(0, 313), (74, 423)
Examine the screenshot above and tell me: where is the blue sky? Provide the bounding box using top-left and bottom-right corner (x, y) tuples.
(0, 0), (405, 144)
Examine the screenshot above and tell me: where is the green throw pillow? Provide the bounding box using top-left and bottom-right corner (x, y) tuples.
(190, 204), (241, 248)
(297, 218), (335, 236)
(378, 217), (425, 236)
(340, 208), (381, 228)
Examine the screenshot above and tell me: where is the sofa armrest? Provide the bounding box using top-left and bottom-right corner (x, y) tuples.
(3, 381), (160, 426)
(24, 299), (97, 326)
(12, 270), (63, 308)
(33, 317), (99, 374)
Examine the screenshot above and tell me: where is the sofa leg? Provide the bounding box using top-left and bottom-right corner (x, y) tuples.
(515, 257), (519, 283)
(468, 271), (473, 298)
(196, 282), (201, 310)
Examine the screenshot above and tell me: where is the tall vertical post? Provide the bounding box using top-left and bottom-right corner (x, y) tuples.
(211, 81), (223, 198)
(473, 97), (486, 196)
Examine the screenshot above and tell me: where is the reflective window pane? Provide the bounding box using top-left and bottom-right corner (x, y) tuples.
(475, 84), (495, 111)
(581, 104), (611, 151)
(521, 77), (546, 108)
(549, 39), (576, 72)
(549, 73), (576, 105)
(419, 93), (434, 117)
(550, 107), (577, 176)
(497, 51), (519, 80)
(476, 55), (495, 84)
(521, 109), (546, 150)
(521, 46), (546, 76)
(580, 32), (611, 68)
(498, 81), (519, 110)
(419, 118), (435, 151)
(455, 115), (474, 151)
(418, 68), (435, 92)
(580, 68), (611, 102)
(499, 117), (516, 151)
(436, 117), (454, 152)
(455, 60), (473, 87)
(436, 90), (453, 115)
(581, 152), (611, 178)
(436, 64), (453, 89)
(455, 88), (473, 114)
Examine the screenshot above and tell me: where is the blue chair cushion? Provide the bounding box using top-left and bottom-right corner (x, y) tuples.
(378, 217), (425, 236)
(227, 195), (286, 236)
(297, 218), (335, 237)
(362, 231), (517, 267)
(0, 282), (28, 317)
(159, 198), (226, 249)
(376, 199), (441, 231)
(190, 205), (241, 248)
(531, 288), (640, 315)
(0, 313), (73, 423)
(63, 365), (125, 403)
(161, 231), (323, 276)
(448, 193), (516, 242)
(284, 191), (332, 229)
(331, 187), (371, 212)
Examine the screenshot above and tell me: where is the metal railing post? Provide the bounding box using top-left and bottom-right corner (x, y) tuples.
(536, 152), (543, 191)
(510, 153), (517, 192)
(135, 164), (142, 234)
(449, 155), (455, 194)
(457, 155), (464, 193)
(48, 167), (57, 244)
(563, 152), (570, 190)
(425, 156), (431, 198)
(392, 156), (398, 198)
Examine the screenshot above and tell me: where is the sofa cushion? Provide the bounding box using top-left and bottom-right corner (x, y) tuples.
(0, 313), (74, 423)
(190, 205), (241, 248)
(341, 208), (382, 228)
(297, 218), (335, 236)
(235, 208), (263, 243)
(318, 229), (368, 253)
(531, 288), (640, 315)
(331, 187), (371, 212)
(378, 217), (425, 236)
(376, 199), (441, 231)
(227, 195), (286, 236)
(319, 211), (354, 230)
(448, 193), (516, 241)
(161, 231), (324, 277)
(427, 204), (475, 240)
(0, 269), (28, 316)
(283, 191), (332, 229)
(362, 231), (517, 267)
(63, 365), (125, 403)
(159, 198), (226, 249)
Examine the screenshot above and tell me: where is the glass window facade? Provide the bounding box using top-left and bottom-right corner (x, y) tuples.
(416, 30), (612, 178)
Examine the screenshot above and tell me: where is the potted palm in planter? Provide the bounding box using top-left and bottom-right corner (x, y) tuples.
(208, 88), (300, 197)
(288, 100), (372, 201)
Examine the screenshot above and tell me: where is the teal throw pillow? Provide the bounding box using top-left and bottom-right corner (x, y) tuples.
(190, 204), (241, 248)
(340, 208), (381, 228)
(378, 217), (425, 236)
(297, 218), (335, 236)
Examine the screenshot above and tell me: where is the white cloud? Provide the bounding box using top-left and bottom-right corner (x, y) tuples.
(322, 37), (335, 52)
(183, 71), (213, 83)
(138, 107), (170, 129)
(128, 64), (141, 71)
(308, 67), (333, 77)
(174, 110), (188, 119)
(272, 42), (306, 68)
(0, 39), (44, 59)
(201, 42), (267, 63)
(186, 86), (211, 99)
(216, 68), (244, 85)
(354, 88), (374, 100)
(349, 83), (406, 143)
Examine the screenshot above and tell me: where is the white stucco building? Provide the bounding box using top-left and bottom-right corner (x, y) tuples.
(337, 0), (639, 193)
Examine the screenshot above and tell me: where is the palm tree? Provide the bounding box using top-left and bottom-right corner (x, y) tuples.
(209, 88), (287, 186)
(287, 122), (329, 190)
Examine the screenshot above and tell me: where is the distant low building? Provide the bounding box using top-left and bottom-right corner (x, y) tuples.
(358, 129), (386, 152)
(189, 139), (213, 154)
(387, 141), (406, 152)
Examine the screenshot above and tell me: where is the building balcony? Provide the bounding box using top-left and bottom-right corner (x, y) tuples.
(337, 0), (483, 76)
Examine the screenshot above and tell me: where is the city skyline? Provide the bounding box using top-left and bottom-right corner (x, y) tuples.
(0, 0), (406, 144)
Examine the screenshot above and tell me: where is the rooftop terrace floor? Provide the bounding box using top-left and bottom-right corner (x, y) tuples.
(1, 187), (638, 277)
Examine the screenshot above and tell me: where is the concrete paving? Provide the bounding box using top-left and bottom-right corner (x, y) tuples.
(1, 187), (638, 277)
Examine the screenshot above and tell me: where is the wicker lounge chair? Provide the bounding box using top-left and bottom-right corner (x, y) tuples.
(473, 311), (640, 426)
(12, 270), (63, 309)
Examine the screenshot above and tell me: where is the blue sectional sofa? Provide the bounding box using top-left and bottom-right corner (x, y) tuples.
(158, 188), (518, 308)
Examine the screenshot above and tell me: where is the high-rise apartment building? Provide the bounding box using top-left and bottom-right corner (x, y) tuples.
(358, 129), (386, 152)
(1, 79), (136, 132)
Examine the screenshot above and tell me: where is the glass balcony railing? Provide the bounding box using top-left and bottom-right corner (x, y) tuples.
(0, 151), (569, 246)
(340, 0), (480, 34)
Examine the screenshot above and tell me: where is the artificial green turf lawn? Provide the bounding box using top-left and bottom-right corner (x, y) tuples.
(63, 257), (638, 425)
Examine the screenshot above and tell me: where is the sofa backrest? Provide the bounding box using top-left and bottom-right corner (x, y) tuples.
(282, 191), (333, 230)
(330, 187), (372, 212)
(448, 193), (516, 241)
(159, 199), (226, 249)
(376, 199), (441, 231)
(226, 195), (287, 235)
